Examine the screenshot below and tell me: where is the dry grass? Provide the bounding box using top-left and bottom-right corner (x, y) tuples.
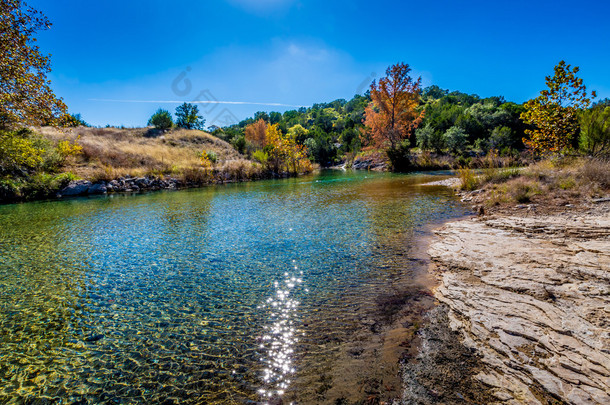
(412, 152), (454, 170)
(476, 157), (610, 212)
(579, 158), (610, 189)
(36, 126), (244, 179)
(458, 168), (479, 191)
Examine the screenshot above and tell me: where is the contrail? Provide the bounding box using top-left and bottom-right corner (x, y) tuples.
(89, 99), (304, 107)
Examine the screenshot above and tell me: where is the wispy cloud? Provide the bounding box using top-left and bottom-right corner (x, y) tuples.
(89, 99), (304, 107)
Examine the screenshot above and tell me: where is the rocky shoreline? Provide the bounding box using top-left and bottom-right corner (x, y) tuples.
(56, 172), (279, 199)
(57, 177), (182, 197)
(407, 203), (610, 404)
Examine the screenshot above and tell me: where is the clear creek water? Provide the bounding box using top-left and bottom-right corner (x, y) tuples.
(0, 170), (468, 404)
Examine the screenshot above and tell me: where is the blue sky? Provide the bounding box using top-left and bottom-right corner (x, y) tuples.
(30, 0), (610, 127)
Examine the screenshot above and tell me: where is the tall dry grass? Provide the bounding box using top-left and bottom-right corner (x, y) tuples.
(36, 126), (245, 180)
(483, 157), (610, 207)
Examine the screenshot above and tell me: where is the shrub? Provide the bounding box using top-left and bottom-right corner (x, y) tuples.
(579, 158), (610, 189)
(181, 167), (212, 185)
(458, 168), (478, 191)
(252, 150), (269, 166)
(57, 137), (83, 162)
(558, 176), (576, 190)
(200, 151), (214, 168)
(206, 150), (218, 164)
(579, 106), (610, 156)
(219, 159), (264, 181)
(148, 109), (174, 130)
(0, 129), (63, 174)
(1, 172), (77, 201)
(482, 167), (521, 184)
(415, 124), (434, 151)
(429, 130), (446, 154)
(512, 180), (540, 203)
(0, 176), (23, 199)
(386, 140), (411, 172)
(456, 155), (471, 168)
(0, 129), (44, 173)
(231, 135), (247, 154)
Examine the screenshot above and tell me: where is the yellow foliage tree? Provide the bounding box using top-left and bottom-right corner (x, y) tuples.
(521, 61), (595, 155)
(265, 124), (309, 174)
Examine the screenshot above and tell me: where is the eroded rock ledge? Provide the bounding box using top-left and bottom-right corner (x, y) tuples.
(427, 213), (610, 404)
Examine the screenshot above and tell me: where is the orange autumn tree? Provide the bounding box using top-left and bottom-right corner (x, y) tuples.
(363, 62), (424, 150)
(244, 118), (268, 149)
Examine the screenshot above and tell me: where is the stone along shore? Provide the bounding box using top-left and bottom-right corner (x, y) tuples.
(421, 207), (610, 404)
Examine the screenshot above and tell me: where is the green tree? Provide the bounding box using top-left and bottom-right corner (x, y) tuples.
(287, 124), (308, 143)
(487, 126), (514, 151)
(415, 124), (434, 151)
(429, 130), (445, 153)
(444, 126), (468, 155)
(579, 105), (610, 156)
(1, 0), (68, 129)
(148, 108), (173, 130)
(521, 61), (595, 155)
(175, 103), (204, 130)
(67, 113), (90, 127)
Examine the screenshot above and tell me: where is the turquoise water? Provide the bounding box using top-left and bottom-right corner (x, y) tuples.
(0, 170), (467, 404)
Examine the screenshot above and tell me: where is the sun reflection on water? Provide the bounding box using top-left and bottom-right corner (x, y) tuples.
(256, 261), (305, 403)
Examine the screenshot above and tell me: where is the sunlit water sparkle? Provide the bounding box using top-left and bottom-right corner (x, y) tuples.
(0, 170), (468, 403)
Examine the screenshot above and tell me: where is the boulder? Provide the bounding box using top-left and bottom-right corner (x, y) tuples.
(88, 182), (107, 194)
(135, 177), (150, 188)
(60, 180), (92, 196)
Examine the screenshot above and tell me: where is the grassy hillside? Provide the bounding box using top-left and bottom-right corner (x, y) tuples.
(36, 126), (246, 180)
(0, 126), (270, 202)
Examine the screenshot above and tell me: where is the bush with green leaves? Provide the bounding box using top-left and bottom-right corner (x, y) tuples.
(148, 109), (174, 130)
(0, 129), (65, 174)
(579, 105), (610, 156)
(231, 135), (247, 154)
(206, 151), (218, 163)
(252, 150), (269, 166)
(429, 130), (445, 153)
(0, 171), (77, 201)
(415, 124), (434, 151)
(444, 126), (468, 155)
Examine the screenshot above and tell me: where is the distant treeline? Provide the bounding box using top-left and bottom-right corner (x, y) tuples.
(210, 87), (530, 167)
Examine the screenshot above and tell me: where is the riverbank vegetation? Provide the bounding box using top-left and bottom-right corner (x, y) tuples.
(215, 61), (607, 173)
(455, 157), (610, 214)
(1, 1), (609, 203)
